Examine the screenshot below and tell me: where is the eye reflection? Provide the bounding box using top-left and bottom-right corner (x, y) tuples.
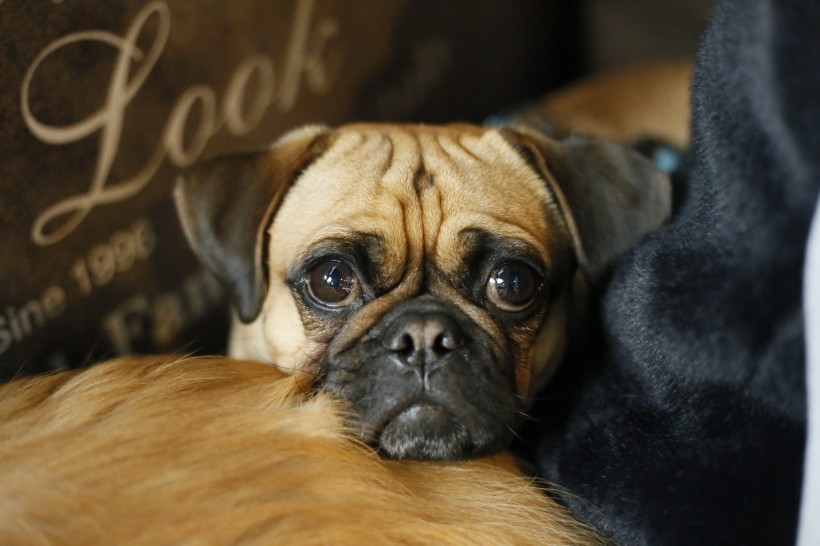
(485, 262), (540, 312)
(307, 261), (360, 306)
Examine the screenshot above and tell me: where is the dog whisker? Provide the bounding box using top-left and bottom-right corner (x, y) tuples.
(516, 410), (539, 423)
(506, 424), (524, 443)
(514, 391), (562, 404)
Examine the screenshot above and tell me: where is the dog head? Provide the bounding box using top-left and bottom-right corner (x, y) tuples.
(174, 123), (670, 459)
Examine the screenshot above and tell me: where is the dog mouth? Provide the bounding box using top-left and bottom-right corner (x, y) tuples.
(322, 296), (520, 460)
(325, 355), (518, 460)
(376, 400), (472, 460)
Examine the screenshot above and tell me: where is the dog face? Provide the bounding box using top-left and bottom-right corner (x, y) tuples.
(175, 123), (670, 459)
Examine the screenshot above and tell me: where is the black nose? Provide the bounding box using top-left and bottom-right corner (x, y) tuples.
(384, 312), (465, 370)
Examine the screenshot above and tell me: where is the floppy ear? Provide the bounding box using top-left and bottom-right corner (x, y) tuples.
(174, 125), (332, 323)
(500, 127), (672, 281)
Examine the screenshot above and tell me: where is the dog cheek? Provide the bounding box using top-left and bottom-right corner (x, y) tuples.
(514, 352), (532, 398)
(228, 317), (273, 363)
(260, 286), (314, 371)
(319, 341), (393, 443)
(525, 292), (572, 398)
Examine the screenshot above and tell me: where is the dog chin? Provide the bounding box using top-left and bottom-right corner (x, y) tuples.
(377, 403), (472, 460)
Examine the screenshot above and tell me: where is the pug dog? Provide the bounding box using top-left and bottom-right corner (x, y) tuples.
(174, 122), (670, 460)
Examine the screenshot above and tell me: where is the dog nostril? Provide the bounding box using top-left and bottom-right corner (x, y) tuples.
(433, 332), (461, 354)
(385, 314), (464, 365)
(392, 334), (414, 357)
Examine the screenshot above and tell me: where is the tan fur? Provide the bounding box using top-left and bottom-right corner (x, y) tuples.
(535, 59), (692, 147)
(0, 356), (602, 545)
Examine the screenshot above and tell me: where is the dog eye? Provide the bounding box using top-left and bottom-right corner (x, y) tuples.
(307, 261), (361, 307)
(485, 262), (540, 312)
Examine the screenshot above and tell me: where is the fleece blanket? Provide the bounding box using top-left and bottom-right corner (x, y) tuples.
(526, 0), (820, 544)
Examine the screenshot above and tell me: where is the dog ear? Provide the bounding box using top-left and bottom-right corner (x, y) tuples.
(500, 127), (672, 281)
(174, 125), (332, 323)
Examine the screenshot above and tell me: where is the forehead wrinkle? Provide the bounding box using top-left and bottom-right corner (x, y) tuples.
(464, 130), (531, 169)
(416, 131), (458, 179)
(319, 130), (365, 163)
(409, 132), (453, 272)
(374, 130), (426, 285)
(365, 132), (395, 182)
(437, 212), (554, 268)
(418, 127), (555, 276)
(329, 128), (427, 296)
(463, 210), (549, 248)
(381, 130), (421, 192)
(383, 197), (417, 292)
(321, 130), (394, 183)
(440, 133), (484, 165)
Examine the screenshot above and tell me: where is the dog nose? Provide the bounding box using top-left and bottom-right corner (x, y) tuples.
(385, 313), (464, 369)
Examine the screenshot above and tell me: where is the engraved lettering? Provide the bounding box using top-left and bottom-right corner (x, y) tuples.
(70, 219), (157, 295)
(5, 306), (23, 342)
(224, 55), (275, 135)
(42, 286), (67, 318)
(153, 293), (185, 346)
(0, 286), (67, 355)
(18, 301), (46, 335)
(102, 295), (151, 354)
(22, 0), (340, 246)
(165, 85), (217, 167)
(110, 231), (137, 272)
(101, 269), (223, 354)
(302, 18), (341, 94)
(0, 319), (10, 355)
(22, 1), (170, 245)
